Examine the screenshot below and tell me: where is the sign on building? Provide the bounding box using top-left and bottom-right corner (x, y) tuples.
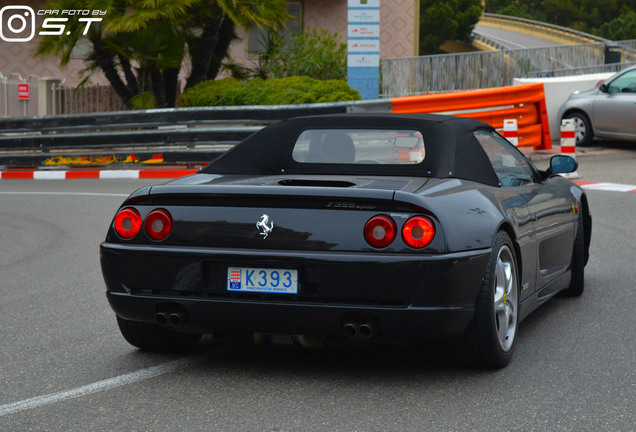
(17, 83), (29, 100)
(347, 0), (380, 100)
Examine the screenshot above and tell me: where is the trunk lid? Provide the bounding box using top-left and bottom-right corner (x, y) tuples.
(119, 174), (441, 253)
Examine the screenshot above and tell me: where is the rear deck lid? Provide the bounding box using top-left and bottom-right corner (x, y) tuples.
(118, 174), (438, 253)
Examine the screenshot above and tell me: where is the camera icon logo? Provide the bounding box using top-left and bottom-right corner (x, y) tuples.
(0, 5), (36, 42)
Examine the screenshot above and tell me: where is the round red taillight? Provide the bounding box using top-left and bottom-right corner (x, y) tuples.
(402, 216), (435, 248)
(114, 207), (142, 239)
(364, 215), (397, 248)
(144, 209), (173, 241)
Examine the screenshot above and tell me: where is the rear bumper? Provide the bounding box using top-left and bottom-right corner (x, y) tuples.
(108, 292), (475, 340)
(101, 243), (491, 340)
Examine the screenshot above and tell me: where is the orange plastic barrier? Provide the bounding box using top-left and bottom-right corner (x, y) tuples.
(391, 83), (552, 150)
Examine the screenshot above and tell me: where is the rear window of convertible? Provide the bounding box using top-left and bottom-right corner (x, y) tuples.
(291, 129), (426, 165)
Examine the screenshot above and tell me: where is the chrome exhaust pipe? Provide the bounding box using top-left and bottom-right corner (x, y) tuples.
(168, 312), (187, 326)
(155, 312), (170, 325)
(343, 322), (359, 338)
(342, 313), (379, 339)
(358, 322), (375, 339)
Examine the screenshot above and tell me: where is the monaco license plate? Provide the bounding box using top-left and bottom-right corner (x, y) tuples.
(227, 267), (298, 294)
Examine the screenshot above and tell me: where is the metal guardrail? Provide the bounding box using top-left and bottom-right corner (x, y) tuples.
(0, 104), (349, 135)
(0, 102), (389, 167)
(479, 13), (610, 45)
(2, 127), (263, 150)
(0, 104), (351, 149)
(471, 33), (507, 51)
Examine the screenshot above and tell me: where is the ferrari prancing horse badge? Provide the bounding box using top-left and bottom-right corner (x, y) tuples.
(256, 214), (274, 238)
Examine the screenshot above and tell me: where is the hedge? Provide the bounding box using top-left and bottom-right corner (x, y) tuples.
(179, 76), (361, 107)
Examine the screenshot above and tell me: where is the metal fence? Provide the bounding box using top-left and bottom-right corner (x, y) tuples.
(0, 73), (40, 118)
(50, 82), (126, 115)
(381, 40), (636, 97)
(0, 73), (126, 118)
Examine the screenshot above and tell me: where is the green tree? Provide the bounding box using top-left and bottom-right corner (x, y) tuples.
(419, 0), (483, 54)
(485, 0), (636, 37)
(179, 76), (360, 107)
(35, 0), (289, 108)
(598, 11), (636, 40)
(495, 5), (534, 20)
(256, 28), (347, 81)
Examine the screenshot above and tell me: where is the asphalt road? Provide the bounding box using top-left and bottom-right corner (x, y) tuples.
(474, 24), (569, 49)
(0, 152), (635, 431)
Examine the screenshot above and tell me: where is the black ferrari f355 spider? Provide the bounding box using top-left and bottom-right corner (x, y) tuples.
(100, 113), (591, 368)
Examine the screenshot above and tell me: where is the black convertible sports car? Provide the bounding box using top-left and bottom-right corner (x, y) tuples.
(100, 113), (591, 368)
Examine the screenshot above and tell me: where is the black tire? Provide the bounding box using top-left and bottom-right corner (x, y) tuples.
(116, 316), (202, 351)
(560, 210), (585, 297)
(464, 231), (520, 369)
(564, 112), (593, 147)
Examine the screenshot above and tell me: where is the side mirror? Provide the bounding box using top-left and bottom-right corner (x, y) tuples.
(550, 155), (578, 174)
(599, 83), (608, 93)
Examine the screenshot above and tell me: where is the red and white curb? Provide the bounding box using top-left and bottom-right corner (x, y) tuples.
(1, 171), (635, 193)
(0, 169), (198, 180)
(573, 181), (636, 193)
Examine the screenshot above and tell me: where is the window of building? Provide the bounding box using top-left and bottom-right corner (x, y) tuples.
(248, 2), (302, 54)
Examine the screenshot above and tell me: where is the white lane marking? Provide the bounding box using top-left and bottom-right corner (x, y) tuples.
(0, 192), (129, 197)
(33, 171), (66, 180)
(0, 358), (198, 417)
(100, 170), (140, 179)
(581, 182), (636, 192)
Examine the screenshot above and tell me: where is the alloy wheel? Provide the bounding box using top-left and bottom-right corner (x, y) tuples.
(493, 245), (518, 352)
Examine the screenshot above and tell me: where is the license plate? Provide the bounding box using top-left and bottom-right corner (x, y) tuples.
(227, 267), (298, 294)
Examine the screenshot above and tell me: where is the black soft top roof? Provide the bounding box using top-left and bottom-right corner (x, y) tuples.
(202, 113), (500, 186)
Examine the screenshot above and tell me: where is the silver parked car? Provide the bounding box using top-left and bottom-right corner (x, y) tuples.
(558, 66), (636, 146)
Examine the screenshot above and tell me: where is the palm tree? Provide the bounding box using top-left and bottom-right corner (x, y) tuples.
(35, 0), (289, 108)
(183, 0), (290, 90)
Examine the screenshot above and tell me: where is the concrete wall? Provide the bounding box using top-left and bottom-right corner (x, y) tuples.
(514, 74), (614, 141)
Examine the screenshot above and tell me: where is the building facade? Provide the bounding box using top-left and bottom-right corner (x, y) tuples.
(1, 0), (418, 87)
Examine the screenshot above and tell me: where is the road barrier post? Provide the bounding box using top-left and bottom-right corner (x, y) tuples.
(503, 119), (519, 146)
(560, 119), (580, 179)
